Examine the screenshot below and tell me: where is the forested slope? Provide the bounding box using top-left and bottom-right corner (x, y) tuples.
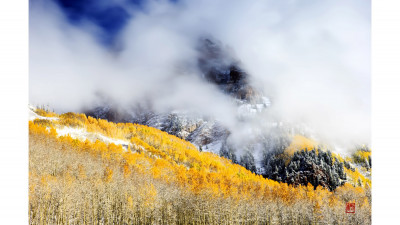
(29, 109), (371, 224)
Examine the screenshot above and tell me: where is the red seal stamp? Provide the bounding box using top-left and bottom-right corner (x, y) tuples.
(346, 202), (355, 213)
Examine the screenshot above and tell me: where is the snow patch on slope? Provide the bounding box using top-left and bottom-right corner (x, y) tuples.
(30, 105), (130, 149)
(29, 105), (58, 121)
(201, 140), (223, 154)
(56, 126), (130, 151)
(56, 127), (88, 141)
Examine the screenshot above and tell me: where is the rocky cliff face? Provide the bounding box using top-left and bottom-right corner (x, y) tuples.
(197, 38), (262, 103)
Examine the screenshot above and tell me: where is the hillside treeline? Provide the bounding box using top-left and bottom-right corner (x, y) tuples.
(29, 111), (371, 224)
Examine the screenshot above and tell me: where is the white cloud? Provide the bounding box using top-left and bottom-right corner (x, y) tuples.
(30, 0), (370, 149)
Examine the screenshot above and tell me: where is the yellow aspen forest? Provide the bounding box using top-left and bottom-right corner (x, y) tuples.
(27, 0), (375, 223)
(29, 111), (371, 224)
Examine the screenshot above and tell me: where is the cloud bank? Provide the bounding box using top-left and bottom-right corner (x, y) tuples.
(30, 0), (370, 149)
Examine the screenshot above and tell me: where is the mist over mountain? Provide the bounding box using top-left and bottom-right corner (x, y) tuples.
(30, 0), (370, 160)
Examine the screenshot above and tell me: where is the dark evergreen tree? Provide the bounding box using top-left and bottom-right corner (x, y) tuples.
(240, 151), (257, 173)
(219, 143), (238, 164)
(368, 156), (372, 168)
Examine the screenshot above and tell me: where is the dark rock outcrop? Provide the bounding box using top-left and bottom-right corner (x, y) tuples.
(197, 37), (261, 102)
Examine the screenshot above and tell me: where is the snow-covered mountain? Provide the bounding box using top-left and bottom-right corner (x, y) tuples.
(85, 38), (271, 152)
(78, 38), (370, 191)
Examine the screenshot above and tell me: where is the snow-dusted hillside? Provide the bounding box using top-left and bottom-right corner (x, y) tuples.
(29, 106), (130, 150)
